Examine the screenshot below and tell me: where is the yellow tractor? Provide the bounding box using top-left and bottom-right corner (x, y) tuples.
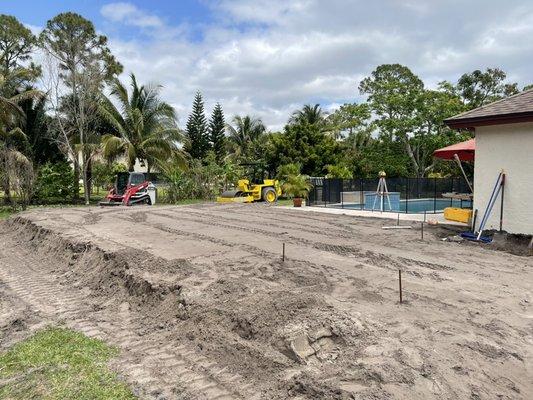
(217, 163), (282, 204)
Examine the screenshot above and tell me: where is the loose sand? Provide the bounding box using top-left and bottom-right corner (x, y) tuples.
(0, 203), (531, 399)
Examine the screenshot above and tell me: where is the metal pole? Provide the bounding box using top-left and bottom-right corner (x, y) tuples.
(421, 221), (424, 240)
(379, 179), (385, 212)
(434, 177), (437, 214)
(322, 179), (329, 207)
(398, 270), (403, 304)
(282, 243), (285, 262)
(406, 178), (409, 214)
(471, 209), (478, 232)
(499, 174), (505, 232)
(341, 179), (344, 209)
(360, 178), (364, 210)
(397, 213), (400, 226)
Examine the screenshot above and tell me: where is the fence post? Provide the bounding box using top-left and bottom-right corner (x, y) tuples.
(324, 179), (328, 208)
(434, 177), (437, 214)
(341, 179), (344, 208)
(405, 178), (409, 214)
(360, 178), (363, 210)
(450, 177), (454, 207)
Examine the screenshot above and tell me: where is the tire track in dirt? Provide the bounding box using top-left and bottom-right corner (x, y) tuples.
(0, 231), (254, 400)
(155, 208), (353, 239)
(136, 212), (460, 318)
(149, 209), (454, 280)
(177, 206), (356, 237)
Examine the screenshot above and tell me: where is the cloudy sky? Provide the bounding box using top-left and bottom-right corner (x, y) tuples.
(3, 0), (533, 129)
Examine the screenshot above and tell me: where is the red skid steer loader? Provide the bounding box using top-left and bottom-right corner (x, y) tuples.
(99, 172), (157, 206)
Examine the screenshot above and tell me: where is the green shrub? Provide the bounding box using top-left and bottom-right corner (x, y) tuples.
(160, 153), (229, 203)
(276, 163), (301, 183)
(282, 173), (313, 199)
(326, 164), (353, 179)
(34, 162), (74, 202)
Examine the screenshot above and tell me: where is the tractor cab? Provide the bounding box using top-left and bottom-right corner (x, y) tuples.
(99, 172), (157, 206)
(114, 172), (145, 195)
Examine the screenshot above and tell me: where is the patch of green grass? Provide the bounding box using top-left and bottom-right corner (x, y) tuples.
(0, 209), (14, 220)
(0, 327), (135, 400)
(0, 204), (18, 220)
(275, 198), (293, 207)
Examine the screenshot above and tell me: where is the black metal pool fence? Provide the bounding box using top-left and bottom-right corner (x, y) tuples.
(307, 177), (472, 214)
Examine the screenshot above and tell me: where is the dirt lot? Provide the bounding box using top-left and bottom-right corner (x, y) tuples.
(0, 203), (531, 399)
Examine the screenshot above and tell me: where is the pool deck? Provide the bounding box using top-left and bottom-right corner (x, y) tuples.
(285, 204), (468, 227)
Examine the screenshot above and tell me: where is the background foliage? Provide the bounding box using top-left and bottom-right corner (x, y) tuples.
(1, 11), (531, 206)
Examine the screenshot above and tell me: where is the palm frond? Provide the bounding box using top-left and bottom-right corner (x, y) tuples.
(101, 134), (127, 161)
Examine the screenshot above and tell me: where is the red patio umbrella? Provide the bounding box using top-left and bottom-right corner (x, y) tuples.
(433, 138), (475, 161)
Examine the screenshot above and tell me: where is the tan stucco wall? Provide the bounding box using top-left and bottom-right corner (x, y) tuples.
(73, 152), (148, 173)
(473, 122), (533, 234)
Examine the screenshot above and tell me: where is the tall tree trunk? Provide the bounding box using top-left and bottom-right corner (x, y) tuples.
(86, 156), (92, 196)
(1, 151), (11, 205)
(2, 177), (11, 205)
(403, 137), (420, 177)
(3, 185), (11, 205)
(82, 152), (90, 205)
(83, 166), (90, 205)
(73, 160), (80, 202)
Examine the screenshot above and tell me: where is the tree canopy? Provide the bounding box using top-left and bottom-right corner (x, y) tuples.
(100, 74), (182, 172)
(208, 103), (226, 163)
(2, 12), (532, 207)
(184, 91), (209, 159)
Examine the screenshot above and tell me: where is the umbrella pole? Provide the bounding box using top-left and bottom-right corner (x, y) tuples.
(453, 153), (474, 193)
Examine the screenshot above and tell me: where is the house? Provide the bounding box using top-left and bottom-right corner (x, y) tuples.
(445, 89), (533, 235)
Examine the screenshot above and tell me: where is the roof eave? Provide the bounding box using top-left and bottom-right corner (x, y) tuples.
(444, 112), (533, 129)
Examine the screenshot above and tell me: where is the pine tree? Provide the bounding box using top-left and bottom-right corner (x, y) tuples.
(208, 103), (226, 163)
(184, 91), (209, 159)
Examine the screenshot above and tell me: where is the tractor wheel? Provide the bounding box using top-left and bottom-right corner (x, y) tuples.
(262, 187), (277, 203)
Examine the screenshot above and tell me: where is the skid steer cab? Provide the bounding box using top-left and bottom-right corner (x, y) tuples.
(217, 163), (281, 204)
(99, 172), (157, 206)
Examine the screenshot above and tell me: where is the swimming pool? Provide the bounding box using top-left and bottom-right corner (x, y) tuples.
(337, 198), (472, 214)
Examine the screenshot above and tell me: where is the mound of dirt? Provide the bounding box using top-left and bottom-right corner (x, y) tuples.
(0, 282), (42, 350)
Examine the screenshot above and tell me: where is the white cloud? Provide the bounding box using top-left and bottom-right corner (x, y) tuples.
(101, 2), (164, 29)
(94, 1), (533, 130)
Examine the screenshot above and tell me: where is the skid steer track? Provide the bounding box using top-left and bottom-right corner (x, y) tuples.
(0, 230), (254, 400)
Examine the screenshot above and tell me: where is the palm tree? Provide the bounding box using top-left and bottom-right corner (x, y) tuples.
(0, 71), (42, 204)
(288, 104), (325, 125)
(226, 115), (266, 158)
(0, 71), (42, 129)
(0, 127), (31, 201)
(99, 73), (183, 172)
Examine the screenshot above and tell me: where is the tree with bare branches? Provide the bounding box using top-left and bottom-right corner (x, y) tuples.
(39, 12), (122, 204)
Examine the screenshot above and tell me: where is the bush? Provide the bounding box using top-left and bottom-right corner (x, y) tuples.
(34, 162), (74, 202)
(160, 153), (232, 203)
(276, 163), (301, 182)
(325, 164), (353, 179)
(282, 173), (313, 199)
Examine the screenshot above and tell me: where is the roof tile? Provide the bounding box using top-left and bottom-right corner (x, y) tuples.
(445, 88), (533, 126)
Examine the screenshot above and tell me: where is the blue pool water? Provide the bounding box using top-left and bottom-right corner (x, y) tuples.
(339, 198), (472, 213)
